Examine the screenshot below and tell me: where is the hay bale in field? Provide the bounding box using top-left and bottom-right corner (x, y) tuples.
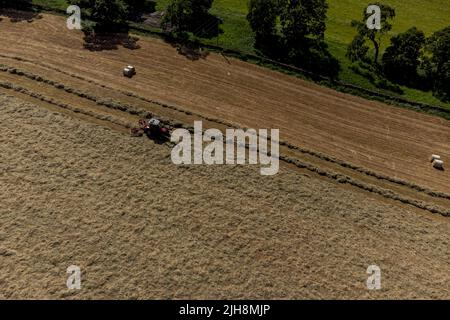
(432, 159), (444, 170)
(430, 154), (441, 163)
(123, 66), (136, 78)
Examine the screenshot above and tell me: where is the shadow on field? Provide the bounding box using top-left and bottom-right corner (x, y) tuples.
(82, 32), (141, 51)
(190, 14), (223, 39)
(0, 8), (41, 23)
(171, 42), (210, 61)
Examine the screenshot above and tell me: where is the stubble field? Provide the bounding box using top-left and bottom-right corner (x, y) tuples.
(0, 11), (449, 299)
(1, 95), (449, 299)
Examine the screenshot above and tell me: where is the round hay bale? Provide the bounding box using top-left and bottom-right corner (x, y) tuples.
(432, 159), (444, 170)
(430, 154), (441, 162)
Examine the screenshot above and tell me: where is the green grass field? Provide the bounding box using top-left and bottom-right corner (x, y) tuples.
(29, 0), (450, 109)
(326, 0), (450, 107)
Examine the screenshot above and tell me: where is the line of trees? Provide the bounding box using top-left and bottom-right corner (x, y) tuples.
(161, 0), (339, 77)
(2, 0), (448, 101)
(67, 0), (155, 31)
(162, 0), (216, 37)
(347, 2), (450, 101)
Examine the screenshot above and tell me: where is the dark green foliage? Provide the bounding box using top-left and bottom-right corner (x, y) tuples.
(125, 0), (156, 21)
(162, 0), (216, 37)
(162, 0), (193, 34)
(247, 0), (340, 78)
(349, 2), (396, 64)
(346, 34), (369, 63)
(92, 0), (127, 30)
(280, 0), (328, 47)
(68, 0), (126, 31)
(382, 27), (425, 86)
(426, 27), (450, 101)
(434, 61), (450, 101)
(350, 61), (403, 94)
(246, 0), (280, 50)
(0, 0), (32, 9)
(426, 26), (450, 69)
(69, 0), (156, 31)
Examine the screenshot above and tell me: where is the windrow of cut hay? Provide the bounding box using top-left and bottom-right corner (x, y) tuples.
(1, 78), (449, 217)
(1, 58), (449, 202)
(0, 65), (188, 131)
(280, 155), (450, 217)
(0, 81), (132, 129)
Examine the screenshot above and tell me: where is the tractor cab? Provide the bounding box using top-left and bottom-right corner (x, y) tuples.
(130, 118), (170, 142)
(149, 118), (161, 128)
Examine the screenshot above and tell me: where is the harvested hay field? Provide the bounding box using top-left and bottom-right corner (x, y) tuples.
(1, 94), (449, 299)
(1, 12), (450, 196)
(1, 10), (450, 299)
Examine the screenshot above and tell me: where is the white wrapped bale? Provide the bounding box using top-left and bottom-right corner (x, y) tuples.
(123, 68), (133, 78)
(123, 65), (136, 78)
(430, 154), (441, 163)
(432, 159), (444, 170)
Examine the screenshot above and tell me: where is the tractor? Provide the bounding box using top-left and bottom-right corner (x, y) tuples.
(130, 118), (171, 141)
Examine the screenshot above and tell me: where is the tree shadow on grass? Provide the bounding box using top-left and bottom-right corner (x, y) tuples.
(82, 32), (141, 52)
(191, 14), (223, 39)
(0, 8), (42, 23)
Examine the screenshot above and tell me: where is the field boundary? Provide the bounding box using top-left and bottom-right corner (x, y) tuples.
(16, 4), (450, 119)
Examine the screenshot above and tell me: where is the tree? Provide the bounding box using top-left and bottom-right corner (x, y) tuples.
(349, 3), (395, 64)
(382, 27), (425, 85)
(246, 0), (339, 78)
(280, 0), (328, 50)
(280, 0), (339, 77)
(92, 0), (127, 30)
(346, 34), (370, 62)
(162, 0), (214, 36)
(0, 0), (32, 9)
(124, 0), (156, 21)
(434, 61), (450, 101)
(69, 0), (128, 31)
(247, 0), (280, 49)
(426, 27), (450, 100)
(190, 0), (213, 21)
(246, 0), (329, 49)
(70, 0), (156, 26)
(426, 26), (450, 71)
(162, 0), (192, 34)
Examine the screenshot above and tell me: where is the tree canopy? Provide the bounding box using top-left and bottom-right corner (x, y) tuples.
(348, 3), (396, 64)
(162, 0), (215, 36)
(247, 0), (339, 78)
(382, 27), (425, 85)
(426, 27), (450, 100)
